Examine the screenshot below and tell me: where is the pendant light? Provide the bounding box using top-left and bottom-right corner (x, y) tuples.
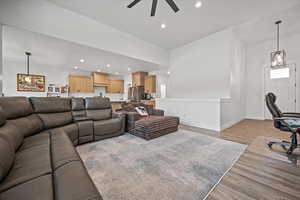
(271, 21), (286, 68)
(24, 52), (32, 83)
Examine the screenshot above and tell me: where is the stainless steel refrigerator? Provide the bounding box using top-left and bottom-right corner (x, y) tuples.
(128, 86), (144, 101)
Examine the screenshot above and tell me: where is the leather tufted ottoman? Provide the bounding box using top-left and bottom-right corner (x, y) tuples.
(130, 116), (180, 140)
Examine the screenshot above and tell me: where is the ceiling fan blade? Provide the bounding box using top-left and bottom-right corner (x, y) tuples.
(127, 0), (143, 8)
(164, 0), (179, 12)
(151, 0), (158, 16)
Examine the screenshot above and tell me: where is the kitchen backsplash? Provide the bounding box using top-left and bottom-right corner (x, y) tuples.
(68, 86), (124, 100)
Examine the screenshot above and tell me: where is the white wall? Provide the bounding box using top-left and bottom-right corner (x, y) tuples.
(161, 29), (246, 131)
(221, 38), (246, 130)
(0, 0), (169, 66)
(168, 29), (234, 99)
(157, 98), (221, 131)
(0, 24), (2, 95)
(245, 32), (300, 119)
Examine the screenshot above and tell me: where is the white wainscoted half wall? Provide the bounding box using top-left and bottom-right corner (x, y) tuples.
(156, 98), (221, 132)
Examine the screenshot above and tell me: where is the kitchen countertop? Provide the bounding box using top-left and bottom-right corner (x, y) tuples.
(110, 100), (128, 103)
(110, 99), (156, 103)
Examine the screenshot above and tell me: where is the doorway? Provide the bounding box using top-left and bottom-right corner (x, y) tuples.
(264, 64), (297, 119)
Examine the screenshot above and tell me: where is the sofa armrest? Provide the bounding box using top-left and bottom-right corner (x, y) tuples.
(122, 112), (141, 122)
(112, 112), (126, 133)
(117, 111), (141, 132)
(152, 109), (164, 116)
(112, 112), (125, 119)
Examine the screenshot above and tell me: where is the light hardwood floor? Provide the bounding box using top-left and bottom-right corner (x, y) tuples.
(181, 119), (290, 145)
(206, 136), (300, 200)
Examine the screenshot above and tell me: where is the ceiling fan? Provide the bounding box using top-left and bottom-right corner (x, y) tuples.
(127, 0), (180, 17)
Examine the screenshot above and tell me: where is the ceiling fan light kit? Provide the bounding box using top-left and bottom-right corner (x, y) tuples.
(127, 0), (180, 17)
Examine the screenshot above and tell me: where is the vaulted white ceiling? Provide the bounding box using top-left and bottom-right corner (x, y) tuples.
(3, 26), (160, 74)
(49, 0), (300, 49)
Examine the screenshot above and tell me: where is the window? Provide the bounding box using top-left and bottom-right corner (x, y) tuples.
(270, 68), (290, 79)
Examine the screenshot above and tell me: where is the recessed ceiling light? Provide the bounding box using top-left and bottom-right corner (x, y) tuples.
(195, 1), (202, 8)
(97, 69), (101, 72)
(128, 67), (131, 71)
(106, 64), (110, 68)
(161, 23), (166, 29)
(74, 66), (78, 70)
(167, 71), (171, 75)
(80, 59), (85, 63)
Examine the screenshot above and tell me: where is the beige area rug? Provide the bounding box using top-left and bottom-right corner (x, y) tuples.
(77, 130), (246, 200)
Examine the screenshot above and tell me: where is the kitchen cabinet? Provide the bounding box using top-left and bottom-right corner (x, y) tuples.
(132, 72), (148, 87)
(69, 75), (93, 93)
(93, 72), (110, 86)
(106, 78), (124, 93)
(144, 75), (156, 93)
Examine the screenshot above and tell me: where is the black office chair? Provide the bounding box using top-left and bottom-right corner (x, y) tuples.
(265, 92), (300, 154)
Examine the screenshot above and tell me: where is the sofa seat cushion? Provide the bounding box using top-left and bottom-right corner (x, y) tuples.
(51, 123), (79, 145)
(0, 175), (54, 200)
(19, 131), (49, 151)
(0, 140), (51, 192)
(94, 118), (122, 136)
(38, 112), (73, 129)
(51, 130), (80, 170)
(54, 161), (102, 200)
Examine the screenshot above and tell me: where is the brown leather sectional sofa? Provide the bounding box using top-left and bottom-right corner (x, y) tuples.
(0, 96), (125, 200)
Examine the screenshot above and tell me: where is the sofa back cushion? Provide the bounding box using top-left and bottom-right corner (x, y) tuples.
(0, 107), (6, 126)
(9, 114), (44, 137)
(71, 98), (85, 111)
(30, 97), (71, 113)
(38, 112), (73, 129)
(71, 98), (86, 119)
(0, 137), (15, 182)
(30, 97), (73, 129)
(121, 102), (153, 115)
(0, 97), (33, 119)
(0, 106), (16, 182)
(85, 97), (111, 110)
(86, 109), (112, 121)
(0, 98), (44, 138)
(0, 122), (24, 151)
(85, 97), (112, 121)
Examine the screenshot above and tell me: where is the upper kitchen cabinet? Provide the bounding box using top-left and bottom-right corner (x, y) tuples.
(144, 75), (156, 93)
(107, 78), (124, 94)
(69, 75), (93, 93)
(93, 72), (110, 86)
(132, 72), (148, 87)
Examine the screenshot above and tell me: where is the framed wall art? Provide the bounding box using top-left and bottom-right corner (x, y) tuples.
(17, 74), (46, 92)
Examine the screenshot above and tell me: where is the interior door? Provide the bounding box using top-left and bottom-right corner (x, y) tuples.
(264, 65), (296, 119)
